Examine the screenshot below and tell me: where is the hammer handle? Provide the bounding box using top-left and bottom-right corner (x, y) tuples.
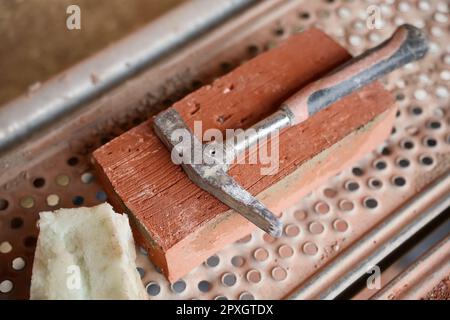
(282, 24), (428, 125)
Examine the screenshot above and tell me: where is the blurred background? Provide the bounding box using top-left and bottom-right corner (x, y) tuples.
(0, 0), (185, 105)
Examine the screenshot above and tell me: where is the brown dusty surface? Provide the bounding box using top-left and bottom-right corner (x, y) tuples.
(93, 28), (394, 281)
(0, 0), (184, 106)
(422, 276), (450, 300)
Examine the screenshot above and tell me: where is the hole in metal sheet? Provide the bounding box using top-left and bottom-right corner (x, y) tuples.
(222, 273), (237, 287)
(433, 108), (447, 118)
(284, 224), (300, 237)
(239, 292), (255, 300)
(423, 137), (438, 147)
(333, 219), (349, 232)
(323, 188), (337, 198)
(337, 6), (351, 19)
(20, 196), (34, 209)
(67, 157), (79, 166)
(271, 267), (287, 281)
(146, 282), (160, 296)
(23, 236), (37, 248)
(414, 88), (428, 101)
(418, 0), (431, 11)
(262, 233), (276, 244)
(391, 126), (397, 135)
(246, 269), (262, 283)
(32, 177), (45, 188)
(0, 198), (8, 211)
(392, 176), (406, 187)
(396, 157), (410, 168)
(400, 139), (414, 150)
(273, 27), (285, 37)
(368, 178), (383, 189)
(278, 244), (294, 258)
(215, 295), (228, 300)
(363, 197), (378, 209)
(171, 280), (186, 293)
(12, 257), (26, 271)
(349, 34), (363, 47)
(381, 146), (391, 156)
(314, 201), (329, 214)
(81, 172), (94, 184)
(440, 70), (450, 81)
(206, 255), (220, 267)
(427, 120), (441, 129)
(345, 180), (360, 192)
(298, 11), (310, 19)
(338, 199), (354, 211)
(294, 210), (307, 221)
(419, 155), (434, 166)
(374, 160), (387, 170)
(435, 86), (448, 98)
(198, 280), (211, 292)
(55, 174), (70, 186)
(46, 194), (60, 207)
(410, 106), (423, 115)
(0, 241), (12, 253)
(302, 242), (318, 256)
(395, 93), (405, 101)
(72, 196), (84, 206)
(96, 190), (107, 202)
(352, 167), (364, 176)
(253, 248), (269, 261)
(136, 267), (145, 279)
(308, 221), (324, 234)
(231, 255), (245, 268)
(434, 11), (448, 23)
(10, 217), (23, 229)
(0, 280), (13, 293)
(352, 20), (366, 32)
(368, 31), (381, 43)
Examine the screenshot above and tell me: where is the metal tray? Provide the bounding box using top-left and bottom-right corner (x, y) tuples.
(0, 0), (449, 300)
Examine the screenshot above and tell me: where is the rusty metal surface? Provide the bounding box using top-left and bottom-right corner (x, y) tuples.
(372, 235), (450, 300)
(0, 0), (449, 299)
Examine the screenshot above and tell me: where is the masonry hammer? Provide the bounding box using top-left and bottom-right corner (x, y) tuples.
(154, 24), (428, 237)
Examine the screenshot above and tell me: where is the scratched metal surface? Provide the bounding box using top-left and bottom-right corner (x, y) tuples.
(0, 0), (449, 299)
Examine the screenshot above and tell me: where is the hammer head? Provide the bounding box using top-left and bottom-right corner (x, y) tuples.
(154, 108), (282, 237)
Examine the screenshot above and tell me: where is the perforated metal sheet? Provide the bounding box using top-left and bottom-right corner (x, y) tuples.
(0, 0), (449, 299)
